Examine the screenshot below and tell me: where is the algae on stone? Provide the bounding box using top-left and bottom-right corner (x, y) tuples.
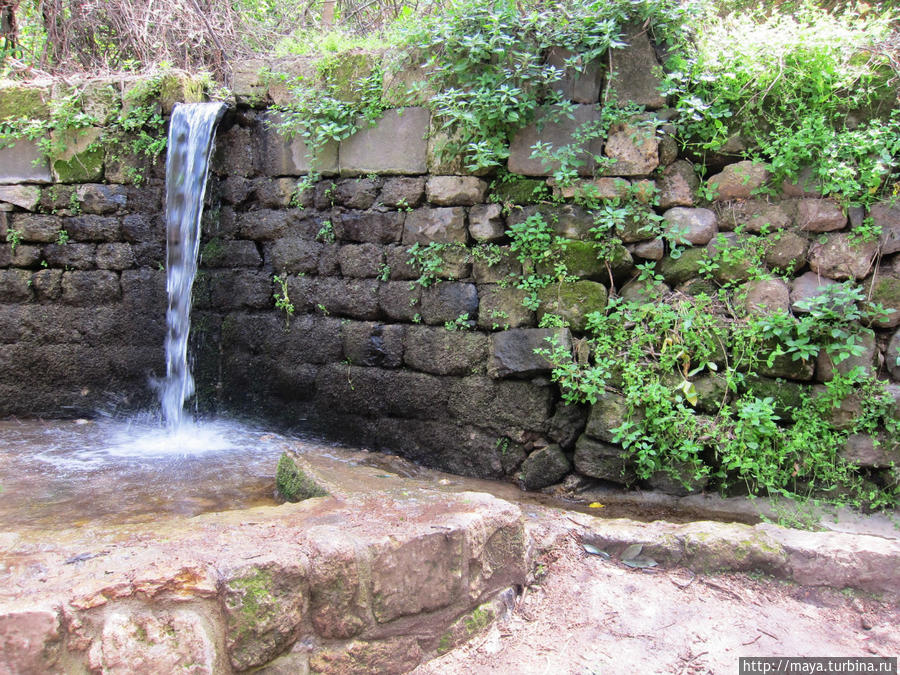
(276, 452), (328, 502)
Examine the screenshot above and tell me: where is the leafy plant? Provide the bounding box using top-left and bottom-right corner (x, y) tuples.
(273, 273), (294, 323)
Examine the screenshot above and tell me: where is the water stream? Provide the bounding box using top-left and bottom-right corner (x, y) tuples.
(159, 102), (227, 429)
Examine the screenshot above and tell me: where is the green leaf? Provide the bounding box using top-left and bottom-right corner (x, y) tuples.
(621, 543), (643, 560)
(583, 543), (611, 559)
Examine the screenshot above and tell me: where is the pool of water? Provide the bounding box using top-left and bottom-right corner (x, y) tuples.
(0, 416), (299, 530)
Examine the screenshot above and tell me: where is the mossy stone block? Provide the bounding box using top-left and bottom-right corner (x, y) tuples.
(492, 178), (549, 205)
(158, 73), (206, 114)
(319, 51), (378, 103)
(0, 83), (50, 121)
(537, 280), (608, 331)
(50, 127), (104, 183)
(658, 247), (705, 286)
(276, 452), (328, 502)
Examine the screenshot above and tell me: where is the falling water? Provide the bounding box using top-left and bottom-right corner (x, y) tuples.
(160, 102), (226, 429)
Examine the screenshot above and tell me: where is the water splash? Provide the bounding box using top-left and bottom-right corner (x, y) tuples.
(160, 102), (226, 429)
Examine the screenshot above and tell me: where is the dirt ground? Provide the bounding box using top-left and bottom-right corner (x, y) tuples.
(414, 525), (900, 675)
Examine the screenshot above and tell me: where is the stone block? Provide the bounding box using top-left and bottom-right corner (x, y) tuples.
(508, 104), (603, 176)
(740, 279), (790, 315)
(251, 177), (302, 208)
(8, 213), (60, 243)
(841, 433), (899, 469)
(334, 178), (379, 209)
(629, 238), (664, 261)
(0, 185), (41, 211)
(764, 230), (808, 272)
(869, 202), (900, 255)
(547, 47), (604, 103)
(584, 392), (629, 443)
(30, 269), (62, 301)
(468, 204), (505, 243)
(342, 322), (405, 368)
(402, 207), (467, 245)
(378, 281), (421, 322)
(212, 124), (259, 178)
(335, 211), (405, 244)
(96, 243), (135, 270)
(259, 116), (330, 176)
(865, 274), (900, 328)
(381, 176), (425, 209)
(121, 213), (162, 243)
(237, 209), (292, 240)
(64, 215), (120, 242)
(537, 280), (608, 331)
(425, 176), (488, 206)
(789, 271), (838, 312)
(473, 246), (521, 284)
(493, 177), (550, 204)
(520, 444), (572, 490)
(449, 376), (553, 430)
(43, 243), (95, 269)
(488, 327), (570, 378)
(208, 270), (272, 310)
(602, 119), (659, 176)
(606, 25), (666, 109)
(707, 161), (771, 201)
(404, 325), (488, 375)
(887, 328), (900, 381)
(61, 270), (120, 305)
(50, 127), (104, 183)
(663, 207), (717, 245)
(797, 198), (846, 232)
(658, 247), (706, 286)
(420, 282), (479, 325)
(717, 199), (791, 233)
(0, 81), (50, 120)
(315, 277), (380, 320)
(808, 233), (877, 280)
(338, 243), (384, 278)
(75, 184), (128, 214)
(506, 204), (593, 240)
(2, 243), (40, 268)
(0, 269), (33, 302)
(658, 160), (698, 208)
(781, 167), (823, 197)
(339, 107), (430, 175)
(816, 330), (877, 382)
(477, 285), (534, 330)
(202, 240), (262, 268)
(573, 435), (636, 484)
(0, 138), (52, 184)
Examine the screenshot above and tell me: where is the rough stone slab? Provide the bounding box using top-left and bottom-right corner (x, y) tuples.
(547, 47), (604, 104)
(764, 230), (808, 272)
(339, 108), (430, 175)
(741, 279), (790, 315)
(476, 285), (534, 330)
(0, 608), (61, 675)
(336, 211), (405, 245)
(420, 282), (478, 325)
(448, 376), (553, 430)
(797, 198), (846, 232)
(380, 177), (425, 209)
(0, 138), (52, 184)
(790, 271), (838, 312)
(865, 274), (900, 328)
(203, 240), (263, 268)
(707, 161), (771, 201)
(0, 185), (41, 210)
(507, 105), (604, 177)
(573, 435), (636, 485)
(488, 328), (571, 379)
(259, 113), (339, 176)
(606, 25), (665, 109)
(404, 326), (488, 376)
(869, 202), (900, 255)
(342, 323), (405, 369)
(468, 204), (505, 243)
(584, 392), (629, 444)
(50, 127), (104, 183)
(425, 176), (488, 206)
(663, 207), (717, 245)
(338, 243), (384, 278)
(602, 120), (659, 176)
(402, 207), (467, 246)
(315, 277), (380, 320)
(520, 444), (571, 490)
(658, 160), (698, 208)
(716, 199), (791, 233)
(808, 233), (877, 280)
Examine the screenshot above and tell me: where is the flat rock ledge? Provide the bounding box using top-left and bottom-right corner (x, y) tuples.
(1, 451), (899, 674)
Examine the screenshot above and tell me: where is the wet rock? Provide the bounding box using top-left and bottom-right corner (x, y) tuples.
(584, 392), (629, 443)
(61, 270), (120, 305)
(468, 204), (505, 243)
(426, 176), (488, 206)
(657, 160), (698, 209)
(520, 444), (571, 490)
(315, 277), (379, 320)
(0, 609), (60, 675)
(402, 207), (467, 245)
(342, 321), (405, 368)
(88, 610), (217, 675)
(202, 240), (261, 268)
(420, 282), (478, 325)
(663, 207), (717, 245)
(488, 328), (571, 378)
(573, 435), (636, 485)
(797, 198), (846, 232)
(0, 185), (41, 211)
(707, 161), (771, 200)
(808, 233), (877, 280)
(44, 243), (95, 270)
(276, 452), (328, 501)
(221, 562), (308, 671)
(404, 325), (488, 375)
(449, 376), (553, 430)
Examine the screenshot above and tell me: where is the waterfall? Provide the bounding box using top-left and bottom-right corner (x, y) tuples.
(160, 102), (226, 429)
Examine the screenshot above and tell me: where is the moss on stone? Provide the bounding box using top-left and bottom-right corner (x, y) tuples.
(0, 83), (50, 121)
(537, 279), (608, 331)
(317, 51), (378, 103)
(276, 452), (328, 502)
(492, 178), (549, 205)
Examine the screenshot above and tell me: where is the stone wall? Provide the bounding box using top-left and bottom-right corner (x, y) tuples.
(1, 37), (899, 495)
